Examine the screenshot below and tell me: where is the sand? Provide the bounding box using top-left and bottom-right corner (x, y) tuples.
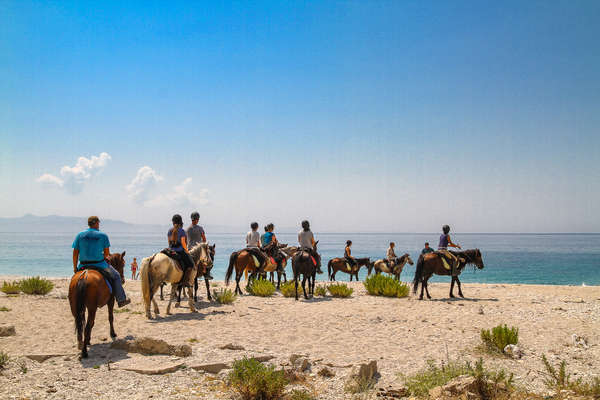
(0, 276), (598, 399)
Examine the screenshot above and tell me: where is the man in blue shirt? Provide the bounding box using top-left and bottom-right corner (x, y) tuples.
(72, 216), (130, 307)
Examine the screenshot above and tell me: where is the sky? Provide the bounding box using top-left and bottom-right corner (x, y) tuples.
(1, 1), (599, 233)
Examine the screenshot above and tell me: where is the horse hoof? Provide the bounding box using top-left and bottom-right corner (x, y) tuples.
(81, 352), (88, 359)
(111, 333), (117, 339)
(175, 303), (180, 308)
(77, 343), (83, 350)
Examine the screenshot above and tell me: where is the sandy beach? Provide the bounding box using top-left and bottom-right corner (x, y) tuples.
(1, 276), (598, 399)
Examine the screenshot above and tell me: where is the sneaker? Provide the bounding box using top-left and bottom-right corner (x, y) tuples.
(117, 298), (131, 308)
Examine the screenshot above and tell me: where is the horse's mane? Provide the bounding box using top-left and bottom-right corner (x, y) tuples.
(450, 249), (480, 266)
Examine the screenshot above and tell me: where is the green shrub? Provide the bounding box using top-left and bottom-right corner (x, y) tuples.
(542, 354), (600, 397)
(114, 308), (130, 313)
(287, 389), (316, 400)
(228, 357), (288, 400)
(19, 277), (54, 295)
(314, 285), (327, 297)
(480, 324), (518, 353)
(401, 358), (512, 397)
(1, 281), (21, 294)
(0, 306), (11, 312)
(0, 351), (9, 369)
(363, 274), (409, 298)
(279, 281), (297, 298)
(327, 283), (353, 298)
(213, 288), (236, 304)
(246, 278), (276, 297)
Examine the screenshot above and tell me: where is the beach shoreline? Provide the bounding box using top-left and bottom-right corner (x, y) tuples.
(1, 277), (599, 399)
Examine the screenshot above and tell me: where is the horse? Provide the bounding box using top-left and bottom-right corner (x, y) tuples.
(291, 242), (321, 300)
(226, 243), (280, 295)
(267, 245), (297, 288)
(327, 257), (371, 281)
(169, 243), (215, 303)
(68, 251), (126, 359)
(140, 243), (212, 319)
(370, 254), (414, 281)
(412, 249), (484, 300)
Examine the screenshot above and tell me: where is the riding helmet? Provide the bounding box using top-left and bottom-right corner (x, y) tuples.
(191, 211), (200, 221)
(442, 225), (450, 234)
(172, 214), (183, 225)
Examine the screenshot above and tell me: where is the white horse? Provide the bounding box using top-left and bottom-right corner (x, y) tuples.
(140, 243), (212, 319)
(370, 254), (414, 281)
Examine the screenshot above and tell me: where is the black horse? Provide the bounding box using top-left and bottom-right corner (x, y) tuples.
(412, 249), (484, 300)
(291, 242), (321, 300)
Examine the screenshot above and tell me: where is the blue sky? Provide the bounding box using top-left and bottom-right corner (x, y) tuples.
(1, 1), (599, 232)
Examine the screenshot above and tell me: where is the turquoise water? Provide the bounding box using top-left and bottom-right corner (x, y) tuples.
(0, 232), (599, 285)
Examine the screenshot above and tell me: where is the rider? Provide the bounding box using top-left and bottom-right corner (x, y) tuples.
(438, 225), (461, 274)
(72, 216), (130, 307)
(298, 220), (322, 274)
(246, 222), (266, 266)
(344, 240), (357, 271)
(168, 214), (195, 286)
(421, 242), (434, 255)
(186, 211), (212, 280)
(386, 242), (397, 264)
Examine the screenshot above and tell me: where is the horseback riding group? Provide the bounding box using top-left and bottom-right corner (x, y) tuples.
(67, 215), (483, 358)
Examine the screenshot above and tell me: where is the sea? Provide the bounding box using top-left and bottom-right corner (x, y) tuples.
(1, 232), (599, 286)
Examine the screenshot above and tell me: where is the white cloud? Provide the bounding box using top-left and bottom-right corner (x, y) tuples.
(145, 177), (209, 208)
(126, 166), (164, 204)
(36, 152), (111, 194)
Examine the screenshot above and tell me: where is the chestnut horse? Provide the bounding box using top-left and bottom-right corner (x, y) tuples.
(226, 244), (279, 295)
(68, 252), (126, 359)
(327, 257), (371, 281)
(370, 254), (414, 281)
(412, 249), (484, 300)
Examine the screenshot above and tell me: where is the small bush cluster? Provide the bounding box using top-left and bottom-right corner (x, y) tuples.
(213, 288), (236, 304)
(327, 283), (353, 298)
(480, 324), (519, 354)
(287, 389), (316, 400)
(314, 285), (327, 297)
(228, 357), (287, 400)
(246, 278), (276, 297)
(344, 374), (376, 394)
(542, 354), (600, 397)
(402, 358), (513, 397)
(19, 277), (54, 295)
(363, 274), (409, 298)
(0, 351), (9, 369)
(279, 281), (297, 298)
(1, 281), (21, 294)
(0, 306), (11, 312)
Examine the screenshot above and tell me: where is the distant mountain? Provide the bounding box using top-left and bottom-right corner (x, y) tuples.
(0, 214), (244, 233)
(0, 214), (164, 233)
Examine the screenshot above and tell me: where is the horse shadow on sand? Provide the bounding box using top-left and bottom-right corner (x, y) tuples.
(426, 296), (499, 303)
(79, 335), (135, 367)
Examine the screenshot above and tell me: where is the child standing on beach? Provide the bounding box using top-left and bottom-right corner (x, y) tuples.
(130, 257), (138, 280)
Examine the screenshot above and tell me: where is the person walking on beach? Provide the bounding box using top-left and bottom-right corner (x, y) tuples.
(186, 211), (212, 280)
(421, 242), (434, 255)
(130, 257), (138, 280)
(438, 225), (461, 274)
(298, 220), (322, 274)
(387, 242), (397, 262)
(72, 216), (130, 307)
(168, 214), (195, 286)
(344, 240), (357, 271)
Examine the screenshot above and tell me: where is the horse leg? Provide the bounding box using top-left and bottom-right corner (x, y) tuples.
(332, 270), (336, 281)
(166, 284), (178, 315)
(176, 284), (182, 307)
(277, 271), (281, 290)
(160, 283), (164, 301)
(449, 277), (456, 298)
(424, 278), (432, 299)
(302, 275), (308, 299)
(456, 277), (464, 298)
(82, 307), (97, 358)
(235, 270), (242, 296)
(107, 296), (117, 338)
(205, 278), (212, 301)
(194, 277), (199, 302)
(294, 275), (299, 301)
(188, 286), (196, 313)
(419, 277), (425, 300)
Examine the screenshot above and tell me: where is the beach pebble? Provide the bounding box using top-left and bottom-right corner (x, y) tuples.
(0, 325), (16, 337)
(571, 334), (589, 349)
(504, 344), (523, 359)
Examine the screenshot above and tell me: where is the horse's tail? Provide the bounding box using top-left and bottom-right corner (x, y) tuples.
(368, 261), (375, 275)
(327, 259), (333, 280)
(140, 255), (155, 308)
(413, 254), (425, 294)
(225, 251), (239, 286)
(74, 273), (87, 341)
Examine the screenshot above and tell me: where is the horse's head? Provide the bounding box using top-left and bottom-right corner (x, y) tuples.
(403, 254), (414, 266)
(190, 243), (213, 270)
(108, 251), (126, 284)
(462, 249), (484, 270)
(473, 249), (484, 269)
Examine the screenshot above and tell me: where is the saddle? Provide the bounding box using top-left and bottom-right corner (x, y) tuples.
(161, 248), (183, 269)
(434, 251), (465, 276)
(78, 265), (113, 294)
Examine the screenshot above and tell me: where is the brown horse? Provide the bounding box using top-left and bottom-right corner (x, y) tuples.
(370, 254), (414, 281)
(292, 242), (321, 300)
(327, 257), (371, 281)
(226, 244), (280, 295)
(68, 252), (126, 358)
(412, 249), (484, 300)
